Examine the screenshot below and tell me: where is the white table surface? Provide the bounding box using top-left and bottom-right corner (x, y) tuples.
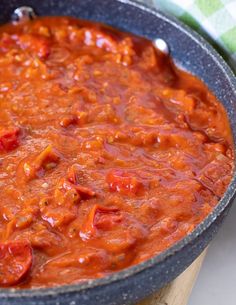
(189, 199), (236, 305)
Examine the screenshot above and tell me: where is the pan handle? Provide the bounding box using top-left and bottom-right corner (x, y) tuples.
(153, 38), (169, 55)
(11, 6), (37, 23)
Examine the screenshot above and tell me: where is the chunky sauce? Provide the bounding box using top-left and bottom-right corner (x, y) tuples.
(0, 17), (234, 288)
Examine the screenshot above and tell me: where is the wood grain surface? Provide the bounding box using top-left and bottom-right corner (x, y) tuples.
(137, 250), (207, 305)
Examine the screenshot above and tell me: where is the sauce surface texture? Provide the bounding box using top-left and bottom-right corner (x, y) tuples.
(0, 17), (234, 288)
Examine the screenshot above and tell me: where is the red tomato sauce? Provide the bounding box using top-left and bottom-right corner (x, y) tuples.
(0, 16), (234, 288)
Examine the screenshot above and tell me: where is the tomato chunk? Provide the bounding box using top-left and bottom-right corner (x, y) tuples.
(22, 145), (60, 181)
(80, 205), (148, 254)
(54, 177), (95, 207)
(0, 33), (16, 52)
(66, 164), (96, 198)
(80, 205), (120, 239)
(0, 241), (32, 286)
(198, 154), (233, 197)
(0, 127), (20, 152)
(17, 34), (51, 59)
(106, 170), (143, 195)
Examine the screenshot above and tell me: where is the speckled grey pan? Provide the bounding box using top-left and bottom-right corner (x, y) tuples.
(0, 0), (236, 304)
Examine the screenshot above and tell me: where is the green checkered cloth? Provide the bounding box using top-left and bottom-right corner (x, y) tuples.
(141, 0), (236, 73)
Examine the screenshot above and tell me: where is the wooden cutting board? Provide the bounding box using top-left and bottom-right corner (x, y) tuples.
(137, 250), (207, 305)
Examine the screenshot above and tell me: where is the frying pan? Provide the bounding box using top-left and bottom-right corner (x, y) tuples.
(0, 1), (236, 304)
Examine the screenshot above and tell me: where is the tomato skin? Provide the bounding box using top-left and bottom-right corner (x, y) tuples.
(80, 205), (120, 240)
(0, 128), (20, 152)
(106, 170), (143, 195)
(0, 241), (32, 286)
